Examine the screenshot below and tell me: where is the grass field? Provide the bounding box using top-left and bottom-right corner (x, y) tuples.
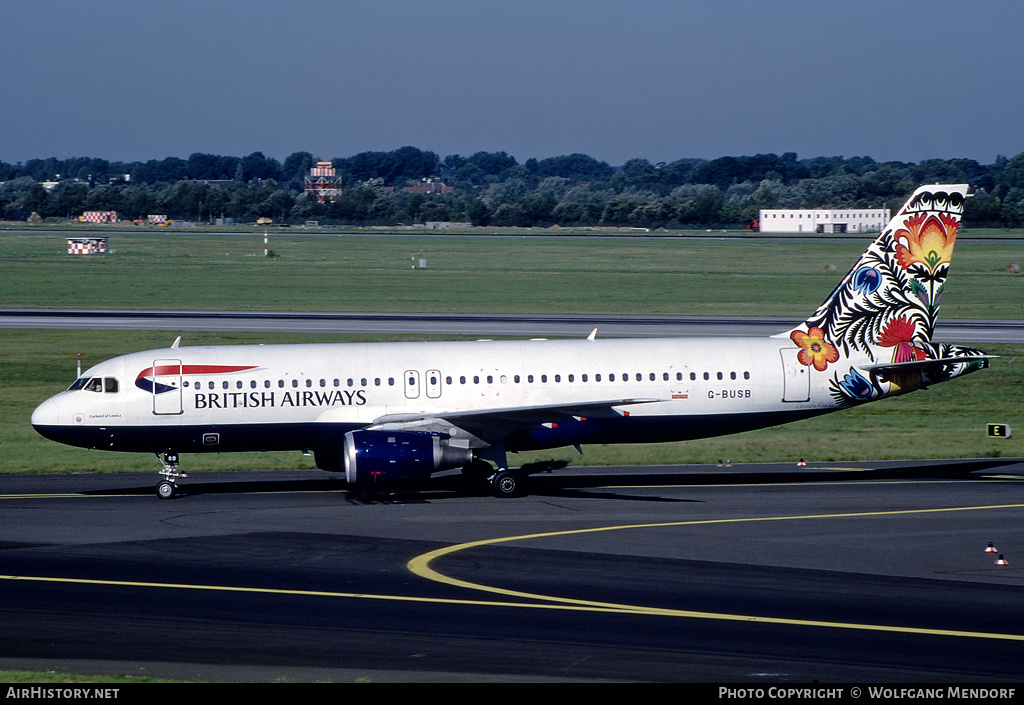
(1, 231), (1022, 317)
(2, 231), (1022, 474)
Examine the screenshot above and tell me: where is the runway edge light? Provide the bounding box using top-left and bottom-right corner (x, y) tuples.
(986, 423), (1011, 438)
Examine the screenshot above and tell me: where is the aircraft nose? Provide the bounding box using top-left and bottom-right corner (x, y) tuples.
(32, 396), (59, 426)
(31, 394), (74, 439)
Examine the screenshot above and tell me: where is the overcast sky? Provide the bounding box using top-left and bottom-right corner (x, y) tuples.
(2, 0), (1022, 167)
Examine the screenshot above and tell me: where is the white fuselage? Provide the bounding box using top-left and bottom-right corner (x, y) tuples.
(31, 335), (834, 459)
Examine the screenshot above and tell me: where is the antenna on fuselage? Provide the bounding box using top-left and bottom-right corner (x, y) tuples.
(171, 336), (181, 349)
(587, 328), (597, 340)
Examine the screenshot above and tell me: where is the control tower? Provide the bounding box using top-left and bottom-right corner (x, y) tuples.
(304, 160), (342, 202)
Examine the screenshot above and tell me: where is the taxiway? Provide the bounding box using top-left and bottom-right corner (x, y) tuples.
(2, 460), (1024, 682)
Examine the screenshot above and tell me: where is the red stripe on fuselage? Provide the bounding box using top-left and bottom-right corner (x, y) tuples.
(136, 364), (258, 381)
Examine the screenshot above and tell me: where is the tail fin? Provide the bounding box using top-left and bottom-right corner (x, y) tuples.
(782, 184), (991, 403)
(793, 184), (967, 354)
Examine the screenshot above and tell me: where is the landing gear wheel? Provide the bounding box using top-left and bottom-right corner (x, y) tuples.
(155, 451), (186, 499)
(490, 469), (523, 498)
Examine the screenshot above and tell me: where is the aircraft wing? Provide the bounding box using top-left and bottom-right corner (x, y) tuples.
(369, 397), (662, 428)
(365, 397), (663, 448)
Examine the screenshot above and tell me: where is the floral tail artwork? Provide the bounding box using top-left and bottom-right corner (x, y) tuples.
(780, 184), (993, 407)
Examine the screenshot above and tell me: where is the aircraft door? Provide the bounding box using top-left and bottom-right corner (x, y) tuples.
(152, 359), (183, 414)
(779, 349), (810, 402)
(425, 369), (442, 399)
(404, 370), (420, 399)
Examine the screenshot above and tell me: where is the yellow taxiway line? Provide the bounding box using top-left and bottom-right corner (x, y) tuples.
(2, 502), (1023, 642)
(407, 503), (1024, 642)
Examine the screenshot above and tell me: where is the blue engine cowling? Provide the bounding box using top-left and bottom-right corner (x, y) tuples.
(343, 429), (473, 487)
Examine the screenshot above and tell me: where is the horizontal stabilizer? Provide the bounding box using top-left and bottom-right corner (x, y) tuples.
(860, 355), (998, 374)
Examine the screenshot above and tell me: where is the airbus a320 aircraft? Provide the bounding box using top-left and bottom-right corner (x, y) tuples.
(32, 184), (992, 498)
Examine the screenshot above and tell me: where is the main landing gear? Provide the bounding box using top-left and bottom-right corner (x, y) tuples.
(489, 468), (524, 498)
(480, 459), (568, 498)
(155, 451), (187, 499)
(461, 459), (524, 498)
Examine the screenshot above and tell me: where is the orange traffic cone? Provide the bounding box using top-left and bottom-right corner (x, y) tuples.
(985, 542), (997, 554)
(995, 554), (1009, 566)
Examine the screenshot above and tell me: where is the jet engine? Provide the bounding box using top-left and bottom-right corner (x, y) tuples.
(339, 429), (473, 487)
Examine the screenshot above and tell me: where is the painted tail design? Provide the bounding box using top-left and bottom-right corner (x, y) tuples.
(783, 184), (991, 405)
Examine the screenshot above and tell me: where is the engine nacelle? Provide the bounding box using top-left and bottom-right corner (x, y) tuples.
(342, 429), (473, 487)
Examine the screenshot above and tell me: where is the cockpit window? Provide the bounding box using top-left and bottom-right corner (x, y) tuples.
(74, 377), (119, 393)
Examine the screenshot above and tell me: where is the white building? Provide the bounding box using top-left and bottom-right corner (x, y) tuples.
(758, 208), (890, 234)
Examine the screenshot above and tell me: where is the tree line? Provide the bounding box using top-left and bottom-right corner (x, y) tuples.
(3, 147), (1024, 228)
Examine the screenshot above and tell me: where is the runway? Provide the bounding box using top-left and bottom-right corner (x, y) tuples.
(2, 308), (1023, 342)
(2, 460), (1024, 682)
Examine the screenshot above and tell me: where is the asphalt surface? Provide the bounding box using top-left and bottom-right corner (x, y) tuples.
(3, 309), (1023, 342)
(2, 459), (1024, 683)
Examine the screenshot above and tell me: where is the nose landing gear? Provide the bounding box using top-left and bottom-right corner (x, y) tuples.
(155, 451), (187, 499)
